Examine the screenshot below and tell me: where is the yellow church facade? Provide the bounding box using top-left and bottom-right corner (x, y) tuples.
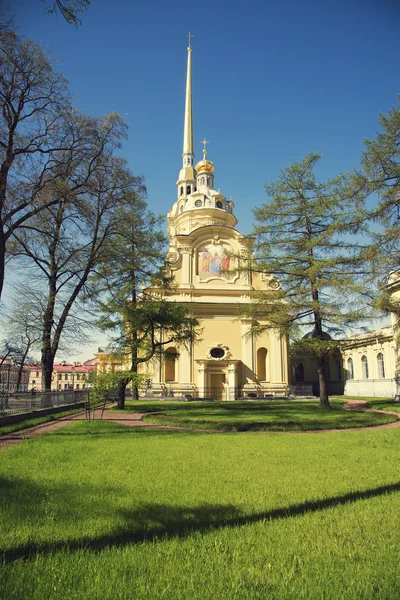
(138, 41), (289, 400)
(143, 41), (289, 400)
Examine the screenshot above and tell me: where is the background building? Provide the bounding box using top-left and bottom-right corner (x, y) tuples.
(27, 361), (97, 392)
(290, 270), (400, 399)
(0, 357), (29, 393)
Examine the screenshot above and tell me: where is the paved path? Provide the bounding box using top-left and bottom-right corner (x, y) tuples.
(1, 400), (400, 450)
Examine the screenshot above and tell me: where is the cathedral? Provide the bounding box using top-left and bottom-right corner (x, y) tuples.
(95, 41), (399, 401)
(145, 41), (290, 400)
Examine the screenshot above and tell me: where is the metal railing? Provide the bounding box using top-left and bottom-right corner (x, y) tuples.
(0, 389), (88, 417)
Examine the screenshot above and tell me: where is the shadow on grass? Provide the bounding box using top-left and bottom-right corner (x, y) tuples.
(2, 479), (400, 562)
(123, 401), (335, 415)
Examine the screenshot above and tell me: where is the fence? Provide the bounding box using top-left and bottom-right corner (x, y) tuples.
(0, 389), (89, 417)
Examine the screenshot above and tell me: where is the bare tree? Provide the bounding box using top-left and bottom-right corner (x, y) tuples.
(42, 1), (91, 27)
(0, 28), (97, 296)
(1, 299), (42, 390)
(12, 154), (144, 390)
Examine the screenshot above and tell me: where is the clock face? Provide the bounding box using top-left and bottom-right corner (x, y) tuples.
(195, 199), (202, 207)
(216, 200), (223, 209)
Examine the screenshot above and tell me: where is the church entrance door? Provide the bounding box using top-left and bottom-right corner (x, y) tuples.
(209, 373), (226, 401)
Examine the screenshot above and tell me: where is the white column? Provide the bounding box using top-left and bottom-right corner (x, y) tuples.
(241, 319), (254, 383)
(197, 363), (205, 397)
(180, 246), (192, 285)
(280, 334), (289, 385)
(179, 345), (192, 386)
(227, 363), (237, 400)
(270, 328), (283, 382)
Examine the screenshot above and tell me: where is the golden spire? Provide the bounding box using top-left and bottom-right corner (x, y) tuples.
(183, 33), (194, 158)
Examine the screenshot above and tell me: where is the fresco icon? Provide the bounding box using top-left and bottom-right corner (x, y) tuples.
(199, 244), (235, 279)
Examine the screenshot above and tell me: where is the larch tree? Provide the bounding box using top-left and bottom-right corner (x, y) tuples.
(249, 152), (369, 408)
(349, 98), (400, 310)
(95, 195), (201, 409)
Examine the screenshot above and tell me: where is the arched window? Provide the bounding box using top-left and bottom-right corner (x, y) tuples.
(201, 176), (205, 185)
(294, 363), (304, 383)
(347, 357), (354, 380)
(361, 355), (369, 379)
(256, 347), (268, 381)
(186, 185), (191, 195)
(164, 348), (177, 382)
(377, 353), (385, 378)
(180, 186), (183, 196)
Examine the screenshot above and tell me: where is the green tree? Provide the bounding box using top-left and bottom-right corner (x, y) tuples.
(249, 152), (369, 408)
(95, 197), (200, 409)
(353, 98), (400, 387)
(347, 97), (400, 278)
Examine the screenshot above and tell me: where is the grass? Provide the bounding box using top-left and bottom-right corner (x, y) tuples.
(0, 407), (85, 435)
(332, 395), (400, 414)
(123, 400), (398, 431)
(366, 398), (400, 413)
(1, 417), (400, 599)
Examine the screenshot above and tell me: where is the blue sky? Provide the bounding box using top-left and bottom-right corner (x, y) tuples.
(4, 0), (400, 358)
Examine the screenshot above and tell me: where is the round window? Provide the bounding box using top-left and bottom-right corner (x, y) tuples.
(216, 200), (223, 209)
(195, 199), (202, 207)
(210, 347), (225, 359)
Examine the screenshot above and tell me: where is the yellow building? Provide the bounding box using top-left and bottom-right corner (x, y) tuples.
(143, 41), (289, 400)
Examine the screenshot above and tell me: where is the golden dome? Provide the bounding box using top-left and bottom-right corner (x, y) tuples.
(196, 142), (214, 174)
(195, 158), (214, 174)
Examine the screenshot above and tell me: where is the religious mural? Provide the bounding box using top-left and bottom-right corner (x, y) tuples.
(198, 243), (236, 279)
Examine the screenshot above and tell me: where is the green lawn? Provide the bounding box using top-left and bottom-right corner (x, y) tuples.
(366, 398), (400, 413)
(1, 419), (400, 599)
(127, 400), (398, 431)
(332, 396), (400, 414)
(0, 407), (85, 435)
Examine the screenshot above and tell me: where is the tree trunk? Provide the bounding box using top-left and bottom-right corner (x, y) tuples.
(41, 350), (55, 391)
(117, 379), (127, 410)
(16, 347), (30, 391)
(132, 381), (139, 400)
(0, 225), (6, 301)
(317, 355), (330, 408)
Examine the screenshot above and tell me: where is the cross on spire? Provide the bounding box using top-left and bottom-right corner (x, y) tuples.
(201, 138), (209, 157)
(187, 32), (194, 48)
